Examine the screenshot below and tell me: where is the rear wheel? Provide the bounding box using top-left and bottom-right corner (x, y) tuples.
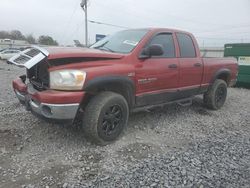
(203, 79), (227, 110)
(82, 91), (129, 145)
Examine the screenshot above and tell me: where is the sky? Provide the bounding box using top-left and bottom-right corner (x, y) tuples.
(0, 0), (250, 47)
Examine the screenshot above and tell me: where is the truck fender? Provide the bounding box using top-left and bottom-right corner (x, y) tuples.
(211, 68), (231, 85)
(83, 76), (135, 107)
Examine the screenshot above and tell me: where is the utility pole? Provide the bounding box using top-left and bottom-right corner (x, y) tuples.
(80, 0), (88, 46)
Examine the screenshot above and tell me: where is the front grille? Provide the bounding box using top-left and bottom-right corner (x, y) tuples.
(27, 60), (49, 91)
(14, 55), (31, 64)
(8, 47), (48, 69)
(25, 48), (40, 57)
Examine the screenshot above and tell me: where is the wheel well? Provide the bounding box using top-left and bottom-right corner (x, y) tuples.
(80, 82), (134, 111)
(217, 73), (230, 85)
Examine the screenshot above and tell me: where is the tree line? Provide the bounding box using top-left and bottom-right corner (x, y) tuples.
(0, 30), (59, 46)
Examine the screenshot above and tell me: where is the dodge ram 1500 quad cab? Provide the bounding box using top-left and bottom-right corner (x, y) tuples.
(10, 28), (238, 144)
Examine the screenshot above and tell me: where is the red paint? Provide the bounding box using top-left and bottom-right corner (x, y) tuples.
(31, 90), (85, 104)
(13, 79), (85, 104)
(12, 78), (27, 92)
(13, 28), (238, 106)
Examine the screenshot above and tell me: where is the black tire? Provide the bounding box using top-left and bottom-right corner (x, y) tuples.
(203, 79), (227, 110)
(82, 91), (129, 145)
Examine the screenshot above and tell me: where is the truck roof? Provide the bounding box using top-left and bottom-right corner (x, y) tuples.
(129, 28), (193, 35)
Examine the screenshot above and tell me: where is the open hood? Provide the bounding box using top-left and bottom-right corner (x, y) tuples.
(8, 46), (124, 69)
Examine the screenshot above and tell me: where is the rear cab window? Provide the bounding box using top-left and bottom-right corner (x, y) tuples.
(176, 33), (196, 58)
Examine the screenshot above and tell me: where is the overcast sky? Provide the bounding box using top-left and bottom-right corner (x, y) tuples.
(0, 0), (250, 47)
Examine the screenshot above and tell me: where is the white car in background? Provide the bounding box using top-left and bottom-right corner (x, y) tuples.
(0, 49), (21, 60)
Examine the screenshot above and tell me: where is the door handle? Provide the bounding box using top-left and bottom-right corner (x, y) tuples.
(168, 64), (178, 69)
(194, 63), (202, 67)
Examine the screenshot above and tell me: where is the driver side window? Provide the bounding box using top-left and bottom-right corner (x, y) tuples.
(149, 33), (175, 58)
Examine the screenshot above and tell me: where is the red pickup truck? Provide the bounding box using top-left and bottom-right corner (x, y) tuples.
(10, 28), (237, 144)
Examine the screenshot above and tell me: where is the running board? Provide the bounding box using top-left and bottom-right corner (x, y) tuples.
(177, 98), (193, 107)
(132, 97), (193, 113)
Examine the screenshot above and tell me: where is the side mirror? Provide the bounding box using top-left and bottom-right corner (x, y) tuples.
(140, 44), (164, 58)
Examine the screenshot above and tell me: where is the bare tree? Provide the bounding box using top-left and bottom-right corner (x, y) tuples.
(0, 30), (60, 46)
(38, 35), (58, 46)
(10, 30), (25, 40)
(26, 34), (36, 44)
(0, 31), (11, 39)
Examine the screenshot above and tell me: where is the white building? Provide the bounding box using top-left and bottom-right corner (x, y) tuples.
(0, 39), (30, 50)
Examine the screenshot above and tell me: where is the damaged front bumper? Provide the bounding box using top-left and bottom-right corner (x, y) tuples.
(13, 77), (85, 123)
(29, 100), (79, 121)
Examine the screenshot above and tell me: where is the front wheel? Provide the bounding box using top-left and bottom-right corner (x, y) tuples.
(203, 79), (228, 110)
(82, 91), (129, 145)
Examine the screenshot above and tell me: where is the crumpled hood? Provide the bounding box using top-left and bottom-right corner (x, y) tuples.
(46, 47), (125, 60)
(8, 46), (124, 69)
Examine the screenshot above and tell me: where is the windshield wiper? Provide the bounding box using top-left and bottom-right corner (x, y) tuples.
(92, 41), (115, 52)
(98, 46), (115, 52)
(92, 41), (109, 49)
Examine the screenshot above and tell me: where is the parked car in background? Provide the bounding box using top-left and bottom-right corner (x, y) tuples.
(10, 28), (238, 144)
(0, 47), (20, 52)
(0, 49), (21, 60)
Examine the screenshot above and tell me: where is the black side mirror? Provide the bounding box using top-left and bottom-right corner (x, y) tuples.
(140, 44), (164, 58)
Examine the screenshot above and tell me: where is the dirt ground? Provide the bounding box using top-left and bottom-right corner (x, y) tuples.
(0, 60), (249, 188)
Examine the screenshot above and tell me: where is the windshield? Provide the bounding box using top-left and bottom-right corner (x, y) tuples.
(90, 29), (148, 54)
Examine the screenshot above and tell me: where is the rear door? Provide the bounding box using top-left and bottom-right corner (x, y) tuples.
(135, 33), (179, 106)
(176, 33), (203, 96)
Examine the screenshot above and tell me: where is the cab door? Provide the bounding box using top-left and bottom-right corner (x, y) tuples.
(176, 33), (203, 95)
(135, 33), (179, 106)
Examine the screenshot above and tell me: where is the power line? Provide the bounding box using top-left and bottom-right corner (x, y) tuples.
(196, 36), (250, 41)
(61, 0), (80, 44)
(64, 21), (83, 45)
(88, 20), (131, 29)
(88, 20), (250, 40)
(95, 0), (249, 29)
(65, 0), (250, 45)
(195, 25), (250, 34)
(88, 18), (250, 42)
(88, 19), (250, 40)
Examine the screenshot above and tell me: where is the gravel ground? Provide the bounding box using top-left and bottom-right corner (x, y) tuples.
(0, 60), (250, 188)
